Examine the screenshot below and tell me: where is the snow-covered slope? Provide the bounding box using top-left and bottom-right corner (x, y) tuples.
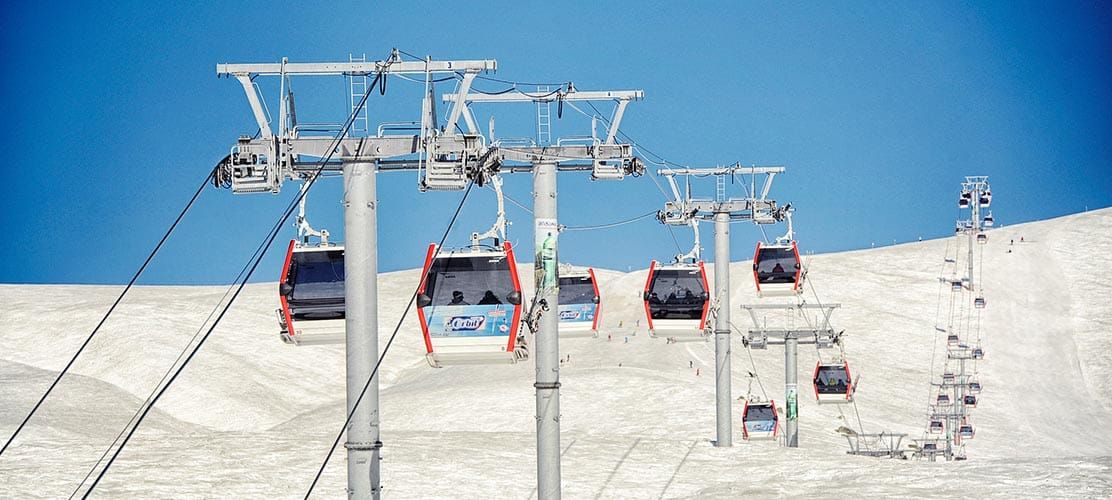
(2, 209), (1111, 498)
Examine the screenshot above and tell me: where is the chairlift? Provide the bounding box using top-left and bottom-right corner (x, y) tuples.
(929, 419), (944, 434)
(974, 296), (986, 309)
(813, 361), (854, 404)
(937, 393), (951, 406)
(277, 240), (347, 346)
(963, 394), (978, 408)
(752, 241), (804, 297)
(741, 399), (779, 441)
(417, 243), (526, 368)
(643, 260), (710, 339)
(558, 267), (601, 338)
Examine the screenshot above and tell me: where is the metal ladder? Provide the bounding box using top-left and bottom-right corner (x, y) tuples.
(536, 85), (551, 146)
(349, 53), (369, 136)
(716, 172), (727, 202)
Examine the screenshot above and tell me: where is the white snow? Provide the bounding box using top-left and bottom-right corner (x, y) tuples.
(1, 208), (1111, 498)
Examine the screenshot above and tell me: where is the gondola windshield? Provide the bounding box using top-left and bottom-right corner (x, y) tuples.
(814, 366), (850, 394)
(558, 276), (596, 305)
(286, 249), (345, 319)
(421, 254), (519, 338)
(746, 404), (776, 421)
(755, 246), (799, 284)
(646, 268), (707, 319)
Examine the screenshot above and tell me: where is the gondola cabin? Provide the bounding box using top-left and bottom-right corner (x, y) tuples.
(950, 280), (963, 292)
(937, 393), (951, 406)
(974, 296), (986, 309)
(959, 422), (975, 439)
(969, 381), (982, 393)
(963, 394), (978, 408)
(947, 334), (960, 346)
(643, 261), (710, 340)
(983, 212), (995, 227)
(979, 191), (991, 207)
(558, 268), (601, 338)
(417, 243), (525, 368)
(813, 362), (854, 404)
(929, 419), (944, 434)
(977, 233), (987, 244)
(972, 347), (985, 360)
(277, 240), (346, 346)
(942, 372), (955, 385)
(752, 241), (804, 296)
(959, 191), (972, 208)
(741, 400), (779, 441)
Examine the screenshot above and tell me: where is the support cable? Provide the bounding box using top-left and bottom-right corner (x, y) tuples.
(79, 60), (392, 498)
(0, 169), (212, 457)
(303, 179), (476, 498)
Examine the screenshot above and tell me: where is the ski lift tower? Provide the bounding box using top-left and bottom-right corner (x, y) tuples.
(438, 84), (644, 500)
(214, 50), (498, 499)
(656, 165), (788, 447)
(739, 303), (843, 447)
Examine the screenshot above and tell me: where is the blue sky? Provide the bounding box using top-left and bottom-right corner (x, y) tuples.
(1, 1), (1109, 284)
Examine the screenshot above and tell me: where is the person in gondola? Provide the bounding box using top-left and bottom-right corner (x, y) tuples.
(478, 290), (501, 305)
(449, 290), (470, 305)
(772, 262), (785, 274)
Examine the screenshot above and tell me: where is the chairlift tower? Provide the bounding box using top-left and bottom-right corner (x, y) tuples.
(921, 176), (992, 461)
(215, 52), (643, 500)
(440, 85), (644, 500)
(656, 165), (788, 447)
(739, 303), (843, 447)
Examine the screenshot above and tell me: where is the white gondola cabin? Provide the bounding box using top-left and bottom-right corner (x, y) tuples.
(974, 296), (986, 309)
(277, 240), (347, 345)
(417, 243), (526, 368)
(972, 346), (985, 360)
(959, 421), (975, 439)
(983, 211), (994, 227)
(558, 267), (601, 338)
(813, 361), (854, 404)
(937, 393), (951, 406)
(969, 380), (982, 393)
(979, 191), (991, 207)
(741, 400), (779, 441)
(947, 334), (960, 346)
(752, 241), (804, 296)
(929, 419), (944, 434)
(643, 260), (710, 340)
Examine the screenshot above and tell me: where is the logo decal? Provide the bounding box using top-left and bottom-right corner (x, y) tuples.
(446, 316), (487, 331)
(559, 310), (581, 320)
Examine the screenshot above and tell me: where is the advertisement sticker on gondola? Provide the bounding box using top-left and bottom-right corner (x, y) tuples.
(425, 305), (514, 338)
(558, 303), (596, 323)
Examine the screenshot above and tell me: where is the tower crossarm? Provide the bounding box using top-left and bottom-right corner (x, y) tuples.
(214, 51), (498, 194)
